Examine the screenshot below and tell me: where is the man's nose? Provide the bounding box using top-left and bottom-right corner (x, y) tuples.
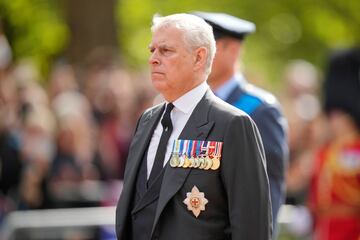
(149, 51), (160, 65)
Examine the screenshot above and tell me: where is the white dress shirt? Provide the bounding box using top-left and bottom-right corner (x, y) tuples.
(146, 81), (209, 178)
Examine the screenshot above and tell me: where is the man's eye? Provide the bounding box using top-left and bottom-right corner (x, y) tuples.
(149, 48), (155, 53)
(164, 49), (175, 56)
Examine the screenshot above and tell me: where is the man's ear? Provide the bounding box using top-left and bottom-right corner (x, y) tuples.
(193, 47), (207, 71)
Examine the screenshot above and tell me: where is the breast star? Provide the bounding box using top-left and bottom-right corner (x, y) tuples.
(183, 185), (208, 218)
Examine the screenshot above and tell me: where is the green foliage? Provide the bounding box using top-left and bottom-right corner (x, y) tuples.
(1, 0), (359, 88)
(116, 0), (221, 68)
(117, 0), (360, 91)
(0, 0), (68, 79)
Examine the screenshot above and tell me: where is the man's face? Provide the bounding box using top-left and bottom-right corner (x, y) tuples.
(208, 38), (241, 89)
(149, 26), (196, 101)
(209, 40), (227, 81)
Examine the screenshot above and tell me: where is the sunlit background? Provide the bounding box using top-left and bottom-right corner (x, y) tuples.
(0, 0), (359, 239)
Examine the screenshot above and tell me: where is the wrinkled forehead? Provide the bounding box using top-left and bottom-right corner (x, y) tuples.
(152, 25), (184, 37)
(150, 26), (186, 47)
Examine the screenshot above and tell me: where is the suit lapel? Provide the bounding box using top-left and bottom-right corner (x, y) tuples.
(116, 104), (165, 230)
(131, 166), (164, 214)
(151, 90), (215, 235)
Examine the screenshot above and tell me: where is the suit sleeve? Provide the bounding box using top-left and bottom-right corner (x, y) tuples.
(221, 114), (272, 240)
(122, 112), (144, 182)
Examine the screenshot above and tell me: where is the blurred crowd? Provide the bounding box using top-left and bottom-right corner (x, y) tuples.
(281, 59), (327, 206)
(0, 29), (360, 239)
(0, 33), (157, 220)
(281, 49), (360, 239)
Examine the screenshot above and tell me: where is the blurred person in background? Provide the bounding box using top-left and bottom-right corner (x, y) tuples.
(96, 68), (135, 181)
(50, 90), (104, 208)
(281, 60), (327, 205)
(18, 104), (56, 210)
(0, 31), (22, 219)
(1, 58), (53, 211)
(194, 12), (289, 235)
(0, 77), (21, 206)
(2, 60), (56, 210)
(0, 32), (12, 76)
(82, 52), (140, 183)
(308, 48), (360, 240)
(82, 48), (121, 124)
(47, 62), (79, 101)
(131, 69), (158, 114)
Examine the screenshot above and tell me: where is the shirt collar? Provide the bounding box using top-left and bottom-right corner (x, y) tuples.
(171, 81), (209, 114)
(214, 73), (248, 99)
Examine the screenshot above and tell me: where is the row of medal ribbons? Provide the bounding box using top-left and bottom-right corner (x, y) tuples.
(169, 139), (223, 170)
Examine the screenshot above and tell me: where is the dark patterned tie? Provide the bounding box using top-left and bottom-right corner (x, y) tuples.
(148, 103), (174, 186)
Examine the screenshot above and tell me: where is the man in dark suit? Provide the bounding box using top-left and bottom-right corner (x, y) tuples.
(193, 12), (289, 235)
(116, 13), (271, 240)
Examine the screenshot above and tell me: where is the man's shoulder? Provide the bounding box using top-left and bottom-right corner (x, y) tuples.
(140, 103), (164, 121)
(210, 93), (250, 120)
(144, 103), (163, 114)
(231, 81), (282, 116)
(241, 83), (278, 107)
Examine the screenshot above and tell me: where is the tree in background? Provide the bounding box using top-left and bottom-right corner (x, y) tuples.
(118, 0), (360, 90)
(0, 0), (68, 78)
(62, 0), (118, 65)
(0, 0), (359, 88)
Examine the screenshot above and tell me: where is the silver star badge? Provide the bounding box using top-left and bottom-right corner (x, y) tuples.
(183, 185), (208, 218)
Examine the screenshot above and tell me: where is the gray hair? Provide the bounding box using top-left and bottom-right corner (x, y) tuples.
(151, 13), (216, 76)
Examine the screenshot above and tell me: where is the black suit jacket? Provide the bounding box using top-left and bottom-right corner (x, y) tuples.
(116, 90), (271, 240)
(226, 78), (288, 229)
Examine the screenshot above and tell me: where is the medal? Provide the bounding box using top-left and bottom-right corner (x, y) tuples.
(183, 186), (208, 218)
(170, 155), (178, 167)
(198, 156), (206, 169)
(171, 140), (222, 170)
(192, 140), (201, 168)
(198, 141), (208, 169)
(170, 140), (180, 167)
(204, 156), (212, 170)
(192, 157), (200, 168)
(211, 157), (220, 170)
(178, 140), (185, 167)
(202, 141), (212, 170)
(183, 156), (191, 168)
(188, 140), (195, 168)
(211, 142), (222, 170)
(178, 156), (185, 167)
(204, 141), (216, 170)
(183, 140), (191, 168)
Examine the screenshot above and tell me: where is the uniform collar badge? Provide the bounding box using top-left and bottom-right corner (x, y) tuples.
(183, 185), (208, 218)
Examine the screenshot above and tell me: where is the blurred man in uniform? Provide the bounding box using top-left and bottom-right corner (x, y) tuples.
(193, 12), (289, 234)
(308, 48), (360, 240)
